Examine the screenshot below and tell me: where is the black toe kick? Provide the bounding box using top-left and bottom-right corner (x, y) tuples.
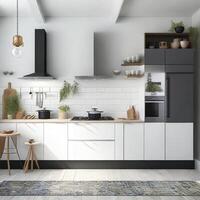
(0, 160), (194, 169)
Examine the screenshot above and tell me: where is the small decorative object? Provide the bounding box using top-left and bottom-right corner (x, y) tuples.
(58, 105), (70, 119)
(60, 81), (78, 102)
(145, 73), (162, 94)
(171, 38), (180, 49)
(169, 20), (185, 33)
(7, 95), (20, 119)
(159, 41), (168, 49)
(112, 70), (121, 75)
(180, 39), (190, 49)
(28, 139), (34, 144)
(12, 0), (24, 57)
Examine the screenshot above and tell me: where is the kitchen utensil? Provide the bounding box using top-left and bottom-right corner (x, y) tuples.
(36, 92), (44, 108)
(87, 107), (103, 120)
(37, 108), (51, 119)
(112, 70), (121, 75)
(2, 82), (17, 119)
(180, 40), (190, 48)
(127, 106), (137, 120)
(16, 111), (25, 119)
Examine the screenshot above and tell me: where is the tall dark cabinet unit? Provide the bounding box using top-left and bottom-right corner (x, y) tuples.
(145, 33), (194, 122)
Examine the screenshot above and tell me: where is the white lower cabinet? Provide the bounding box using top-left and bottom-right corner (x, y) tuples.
(68, 141), (115, 160)
(0, 123), (17, 160)
(166, 123), (193, 160)
(17, 123), (44, 160)
(144, 123), (165, 160)
(124, 123), (144, 160)
(44, 123), (67, 160)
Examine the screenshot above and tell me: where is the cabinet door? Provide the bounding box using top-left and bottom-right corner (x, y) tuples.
(166, 73), (193, 122)
(68, 123), (114, 140)
(124, 123), (144, 160)
(165, 49), (194, 65)
(44, 123), (67, 160)
(145, 49), (165, 65)
(166, 123), (193, 160)
(68, 141), (115, 160)
(17, 123), (44, 160)
(144, 123), (165, 160)
(0, 123), (17, 160)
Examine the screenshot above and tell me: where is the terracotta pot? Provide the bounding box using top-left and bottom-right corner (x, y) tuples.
(180, 40), (190, 48)
(58, 111), (67, 119)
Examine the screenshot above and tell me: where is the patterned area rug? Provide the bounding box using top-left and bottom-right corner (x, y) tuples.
(0, 181), (200, 196)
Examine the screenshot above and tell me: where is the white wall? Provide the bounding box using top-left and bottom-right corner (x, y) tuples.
(0, 16), (192, 119)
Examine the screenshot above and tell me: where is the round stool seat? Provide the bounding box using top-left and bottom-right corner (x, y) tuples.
(0, 132), (20, 137)
(25, 141), (40, 146)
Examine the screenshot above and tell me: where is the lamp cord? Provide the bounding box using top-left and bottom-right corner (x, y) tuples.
(17, 0), (18, 35)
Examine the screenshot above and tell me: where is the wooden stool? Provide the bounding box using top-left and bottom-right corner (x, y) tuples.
(23, 141), (40, 173)
(0, 132), (21, 175)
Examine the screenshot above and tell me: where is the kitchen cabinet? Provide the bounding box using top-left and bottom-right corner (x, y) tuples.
(144, 123), (165, 160)
(166, 73), (193, 122)
(166, 123), (193, 160)
(124, 123), (144, 160)
(165, 49), (194, 65)
(0, 123), (17, 160)
(44, 123), (67, 160)
(145, 49), (165, 65)
(68, 141), (115, 160)
(68, 123), (115, 140)
(115, 123), (124, 160)
(17, 123), (44, 160)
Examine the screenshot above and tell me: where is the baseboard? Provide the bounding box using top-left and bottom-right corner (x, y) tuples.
(195, 159), (200, 170)
(0, 160), (195, 169)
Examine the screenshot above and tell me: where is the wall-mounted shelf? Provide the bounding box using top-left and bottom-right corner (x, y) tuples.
(121, 63), (144, 67)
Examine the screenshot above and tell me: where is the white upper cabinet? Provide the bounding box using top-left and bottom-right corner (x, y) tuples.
(68, 123), (115, 140)
(144, 123), (165, 160)
(124, 123), (144, 160)
(17, 123), (44, 160)
(44, 123), (68, 160)
(166, 123), (193, 160)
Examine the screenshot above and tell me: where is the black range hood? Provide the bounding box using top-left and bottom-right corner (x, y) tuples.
(22, 29), (54, 79)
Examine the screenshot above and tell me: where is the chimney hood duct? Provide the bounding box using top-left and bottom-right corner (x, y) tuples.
(21, 29), (55, 79)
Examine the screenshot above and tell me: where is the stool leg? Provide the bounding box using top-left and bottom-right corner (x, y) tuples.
(6, 137), (11, 175)
(31, 147), (33, 171)
(23, 146), (31, 171)
(24, 147), (31, 173)
(11, 137), (21, 160)
(32, 147), (40, 169)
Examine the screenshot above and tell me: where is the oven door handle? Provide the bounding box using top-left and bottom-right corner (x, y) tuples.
(145, 101), (164, 103)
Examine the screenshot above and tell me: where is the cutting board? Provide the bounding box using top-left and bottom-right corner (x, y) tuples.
(2, 82), (17, 119)
(0, 137), (5, 158)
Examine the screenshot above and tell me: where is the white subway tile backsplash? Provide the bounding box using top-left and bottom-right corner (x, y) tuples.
(0, 79), (144, 120)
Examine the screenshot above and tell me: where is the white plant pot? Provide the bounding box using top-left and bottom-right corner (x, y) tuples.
(7, 114), (13, 120)
(58, 111), (67, 119)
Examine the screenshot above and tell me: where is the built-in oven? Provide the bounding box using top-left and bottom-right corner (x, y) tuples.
(145, 96), (165, 122)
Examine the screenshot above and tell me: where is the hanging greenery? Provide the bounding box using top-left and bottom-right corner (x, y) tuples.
(60, 81), (78, 102)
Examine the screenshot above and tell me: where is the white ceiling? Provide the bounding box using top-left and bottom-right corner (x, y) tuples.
(0, 0), (200, 18)
(120, 0), (200, 17)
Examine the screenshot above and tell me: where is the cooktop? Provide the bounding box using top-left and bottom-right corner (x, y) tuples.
(71, 116), (114, 121)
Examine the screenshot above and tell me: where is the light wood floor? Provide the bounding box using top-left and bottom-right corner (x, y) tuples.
(0, 169), (200, 200)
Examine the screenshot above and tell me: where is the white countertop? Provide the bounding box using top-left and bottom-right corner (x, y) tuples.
(0, 119), (144, 123)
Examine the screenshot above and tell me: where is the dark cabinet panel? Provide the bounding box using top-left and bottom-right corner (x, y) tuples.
(166, 65), (193, 73)
(145, 49), (165, 65)
(165, 49), (194, 65)
(166, 73), (193, 122)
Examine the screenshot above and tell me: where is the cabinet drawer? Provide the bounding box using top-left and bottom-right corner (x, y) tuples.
(68, 123), (115, 140)
(145, 49), (165, 65)
(165, 49), (194, 65)
(68, 141), (115, 160)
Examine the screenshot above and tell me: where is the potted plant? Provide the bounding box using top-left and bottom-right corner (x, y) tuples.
(58, 105), (70, 119)
(145, 73), (162, 94)
(169, 20), (185, 33)
(7, 95), (19, 119)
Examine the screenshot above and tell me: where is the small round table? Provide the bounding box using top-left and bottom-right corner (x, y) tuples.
(0, 132), (21, 175)
(23, 141), (40, 173)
